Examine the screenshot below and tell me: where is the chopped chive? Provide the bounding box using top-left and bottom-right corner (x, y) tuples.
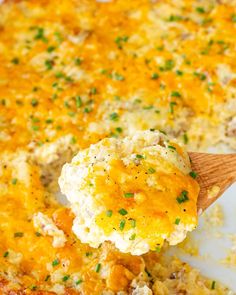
(163, 59), (175, 71)
(118, 208), (128, 216)
(183, 133), (188, 144)
(31, 286), (37, 291)
(170, 101), (177, 114)
(134, 98), (142, 104)
(45, 118), (53, 124)
(115, 36), (128, 49)
(176, 190), (189, 204)
(75, 96), (82, 108)
(76, 279), (83, 285)
(176, 70), (183, 76)
(45, 275), (50, 282)
(113, 95), (120, 101)
(130, 219), (136, 228)
(3, 251), (9, 258)
(106, 210), (113, 217)
(171, 91), (181, 98)
(70, 136), (77, 144)
(47, 46), (56, 53)
(119, 219), (126, 231)
(189, 171), (198, 179)
(11, 57), (19, 65)
(84, 107), (92, 113)
(14, 232), (24, 238)
(231, 14), (236, 23)
(145, 268), (151, 277)
(124, 192), (134, 198)
(129, 233), (136, 240)
(199, 73), (207, 80)
(211, 281), (216, 290)
(148, 167), (156, 174)
(52, 258), (60, 267)
(168, 145), (176, 150)
(201, 18), (212, 25)
(54, 31), (63, 43)
(34, 27), (47, 42)
(45, 59), (54, 70)
(175, 218), (181, 225)
(62, 275), (70, 282)
(35, 231), (41, 237)
(109, 112), (119, 121)
(156, 45), (164, 51)
(55, 72), (64, 78)
(65, 75), (73, 82)
(143, 105), (153, 110)
(167, 15), (182, 22)
(95, 263), (101, 273)
(155, 246), (161, 253)
(136, 154), (144, 159)
(85, 252), (92, 257)
(31, 99), (38, 107)
(90, 87), (97, 95)
(159, 130), (166, 135)
(75, 57), (82, 65)
(11, 178), (17, 185)
(196, 7), (205, 14)
(110, 132), (118, 138)
(113, 73), (125, 81)
(116, 127), (123, 133)
(68, 111), (75, 117)
(151, 73), (159, 80)
(194, 72), (207, 81)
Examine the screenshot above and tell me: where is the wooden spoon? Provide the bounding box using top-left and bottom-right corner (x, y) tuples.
(189, 153), (236, 213)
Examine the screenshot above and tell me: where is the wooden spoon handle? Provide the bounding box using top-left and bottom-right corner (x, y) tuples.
(189, 153), (236, 212)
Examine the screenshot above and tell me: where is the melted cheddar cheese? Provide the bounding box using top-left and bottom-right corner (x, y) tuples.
(0, 0), (235, 293)
(59, 131), (199, 255)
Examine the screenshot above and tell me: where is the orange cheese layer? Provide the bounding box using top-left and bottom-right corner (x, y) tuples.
(0, 0), (236, 153)
(95, 158), (199, 242)
(59, 132), (199, 254)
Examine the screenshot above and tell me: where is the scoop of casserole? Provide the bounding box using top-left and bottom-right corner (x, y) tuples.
(59, 130), (199, 255)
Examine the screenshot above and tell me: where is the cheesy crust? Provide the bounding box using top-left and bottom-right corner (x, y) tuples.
(59, 130), (199, 255)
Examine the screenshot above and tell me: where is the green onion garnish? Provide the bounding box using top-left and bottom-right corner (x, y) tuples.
(148, 167), (156, 174)
(130, 219), (136, 228)
(119, 220), (126, 231)
(109, 112), (119, 121)
(136, 154), (144, 159)
(176, 190), (189, 204)
(106, 210), (113, 217)
(11, 178), (17, 185)
(118, 208), (128, 216)
(52, 258), (60, 267)
(129, 233), (136, 240)
(62, 275), (70, 282)
(14, 232), (24, 238)
(189, 171), (198, 179)
(175, 218), (181, 225)
(124, 192), (134, 198)
(95, 263), (101, 273)
(211, 281), (216, 290)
